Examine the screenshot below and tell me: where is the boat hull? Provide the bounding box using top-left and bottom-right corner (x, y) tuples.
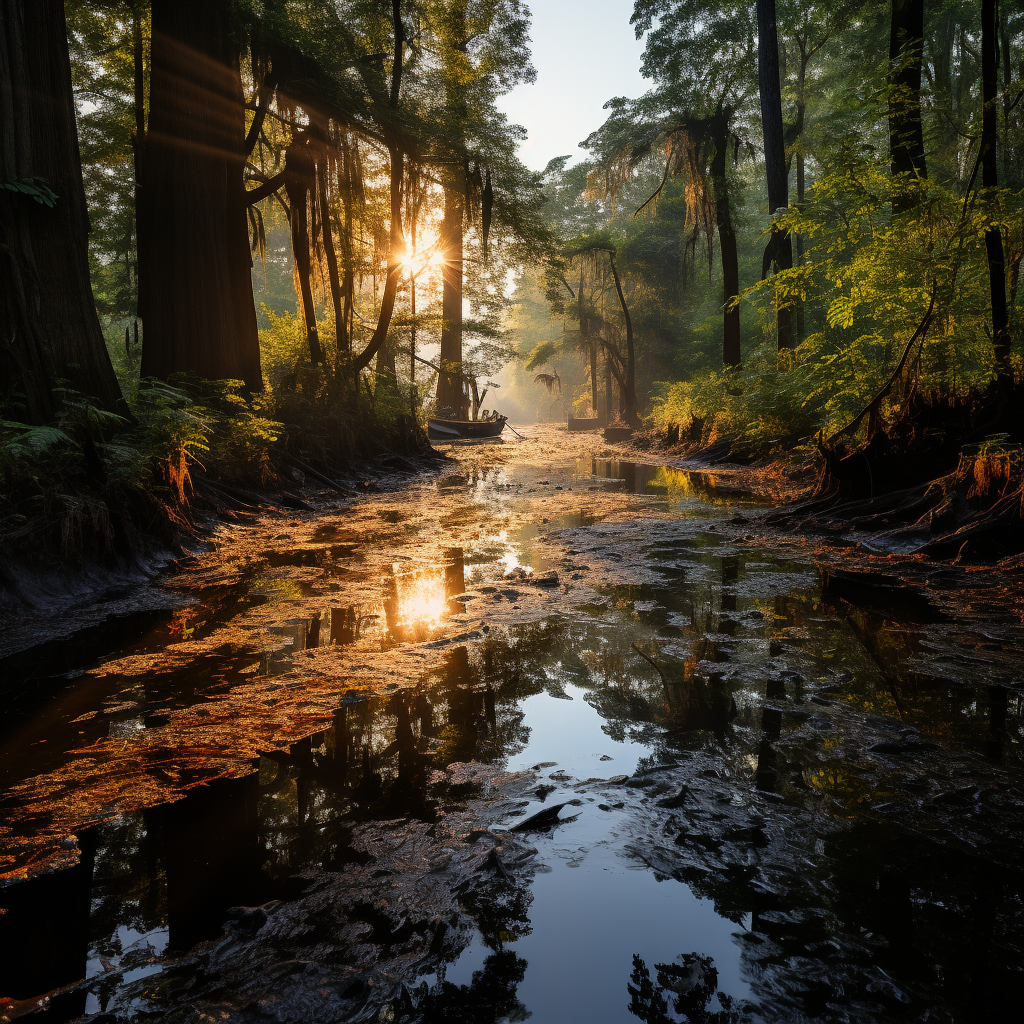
(428, 416), (507, 441)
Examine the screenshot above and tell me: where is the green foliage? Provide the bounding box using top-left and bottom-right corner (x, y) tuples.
(524, 340), (558, 371)
(650, 343), (821, 455)
(517, 1), (1024, 458)
(0, 177), (59, 207)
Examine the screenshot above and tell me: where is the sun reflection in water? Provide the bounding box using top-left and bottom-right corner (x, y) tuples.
(392, 566), (450, 628)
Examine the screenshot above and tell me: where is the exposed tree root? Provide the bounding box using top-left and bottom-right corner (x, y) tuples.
(776, 388), (1024, 561)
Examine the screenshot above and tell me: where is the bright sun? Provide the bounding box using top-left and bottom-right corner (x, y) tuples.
(399, 233), (445, 274)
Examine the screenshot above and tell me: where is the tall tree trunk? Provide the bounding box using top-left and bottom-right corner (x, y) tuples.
(140, 0), (261, 390)
(436, 181), (467, 417)
(284, 136), (324, 365)
(711, 110), (741, 367)
(318, 164), (344, 358)
(756, 0), (794, 350)
(0, 0), (124, 422)
(794, 48), (808, 347)
(999, 8), (1012, 185)
(352, 3), (404, 376)
(579, 264), (598, 413)
(796, 152), (805, 345)
(605, 354), (613, 425)
(351, 141), (403, 373)
(338, 148), (354, 358)
(132, 2), (145, 322)
(608, 252), (640, 427)
(982, 0), (1011, 382)
(888, 0), (927, 212)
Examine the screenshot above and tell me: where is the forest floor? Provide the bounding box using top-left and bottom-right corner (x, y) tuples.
(2, 424), (1024, 1022)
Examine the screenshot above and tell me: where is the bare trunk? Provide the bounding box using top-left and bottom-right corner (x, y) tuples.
(711, 109), (741, 367)
(0, 0), (124, 422)
(982, 0), (1011, 381)
(888, 0), (927, 212)
(140, 0), (261, 390)
(318, 165), (344, 358)
(352, 4), (404, 377)
(436, 182), (467, 417)
(605, 355), (613, 425)
(132, 3), (145, 321)
(352, 142), (402, 373)
(285, 138), (323, 366)
(796, 151), (805, 345)
(756, 0), (794, 350)
(608, 253), (640, 427)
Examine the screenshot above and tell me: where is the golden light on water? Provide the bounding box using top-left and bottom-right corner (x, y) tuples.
(393, 566), (450, 628)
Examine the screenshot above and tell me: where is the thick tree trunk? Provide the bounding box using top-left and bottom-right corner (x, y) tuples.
(888, 0), (927, 211)
(140, 0), (261, 390)
(756, 0), (794, 351)
(436, 182), (467, 418)
(0, 0), (124, 422)
(711, 111), (741, 367)
(982, 0), (1011, 381)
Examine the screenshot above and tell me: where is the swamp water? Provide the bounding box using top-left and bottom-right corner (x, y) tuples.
(2, 447), (1023, 1024)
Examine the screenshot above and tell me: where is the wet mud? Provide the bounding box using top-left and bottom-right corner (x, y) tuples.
(2, 425), (1023, 1023)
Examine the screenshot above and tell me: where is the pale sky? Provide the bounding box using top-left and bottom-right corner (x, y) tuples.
(496, 0), (650, 173)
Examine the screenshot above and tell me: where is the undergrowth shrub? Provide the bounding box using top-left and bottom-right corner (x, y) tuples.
(259, 307), (426, 464)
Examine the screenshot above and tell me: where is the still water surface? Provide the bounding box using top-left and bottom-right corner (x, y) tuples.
(1, 452), (1023, 1023)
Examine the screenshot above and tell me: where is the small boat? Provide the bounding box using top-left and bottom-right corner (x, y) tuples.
(603, 425), (634, 442)
(567, 415), (601, 432)
(428, 414), (507, 442)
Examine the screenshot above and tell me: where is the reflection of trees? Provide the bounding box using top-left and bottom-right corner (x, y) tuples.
(421, 949), (530, 1023)
(628, 952), (742, 1024)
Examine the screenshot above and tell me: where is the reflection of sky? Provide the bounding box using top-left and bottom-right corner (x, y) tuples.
(517, 861), (750, 1022)
(505, 683), (649, 776)
(449, 679), (751, 1019)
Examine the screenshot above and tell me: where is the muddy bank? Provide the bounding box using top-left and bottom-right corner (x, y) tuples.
(0, 450), (451, 659)
(2, 424), (1024, 1023)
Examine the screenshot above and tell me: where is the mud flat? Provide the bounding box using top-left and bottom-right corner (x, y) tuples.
(2, 424), (1023, 1023)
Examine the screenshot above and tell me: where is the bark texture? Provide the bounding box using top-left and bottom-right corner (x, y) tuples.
(888, 0), (927, 211)
(756, 0), (794, 350)
(140, 0), (261, 390)
(436, 183), (468, 418)
(608, 253), (640, 428)
(710, 109), (741, 367)
(982, 0), (1011, 380)
(0, 0), (124, 421)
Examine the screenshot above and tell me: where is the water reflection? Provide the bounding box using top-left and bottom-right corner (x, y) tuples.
(629, 952), (742, 1024)
(575, 459), (744, 506)
(4, 471), (1024, 1022)
(0, 832), (95, 1021)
